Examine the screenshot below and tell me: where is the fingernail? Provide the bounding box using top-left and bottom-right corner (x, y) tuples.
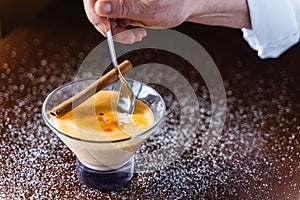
(101, 1), (112, 14)
(95, 25), (106, 36)
(142, 30), (147, 37)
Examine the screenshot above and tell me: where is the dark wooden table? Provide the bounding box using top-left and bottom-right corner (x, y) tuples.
(1, 1), (299, 199)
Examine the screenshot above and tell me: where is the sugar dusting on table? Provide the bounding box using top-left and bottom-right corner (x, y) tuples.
(0, 38), (300, 199)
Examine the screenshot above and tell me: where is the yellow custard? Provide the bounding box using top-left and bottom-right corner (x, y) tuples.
(54, 90), (154, 141)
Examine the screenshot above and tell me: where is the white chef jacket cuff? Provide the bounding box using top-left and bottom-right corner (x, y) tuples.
(242, 28), (299, 59)
(242, 0), (300, 59)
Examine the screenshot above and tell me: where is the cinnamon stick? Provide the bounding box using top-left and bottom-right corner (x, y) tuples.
(50, 60), (133, 118)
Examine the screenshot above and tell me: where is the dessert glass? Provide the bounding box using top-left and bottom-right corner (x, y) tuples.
(42, 78), (166, 190)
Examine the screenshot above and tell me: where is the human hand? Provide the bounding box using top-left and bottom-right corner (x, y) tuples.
(83, 0), (194, 44)
(83, 0), (250, 44)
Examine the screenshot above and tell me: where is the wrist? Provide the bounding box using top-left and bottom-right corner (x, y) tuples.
(185, 0), (251, 29)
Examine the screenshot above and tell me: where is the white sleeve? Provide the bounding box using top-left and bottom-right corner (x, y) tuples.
(242, 0), (300, 59)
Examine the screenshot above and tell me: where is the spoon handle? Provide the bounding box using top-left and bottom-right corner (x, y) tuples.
(106, 29), (118, 68)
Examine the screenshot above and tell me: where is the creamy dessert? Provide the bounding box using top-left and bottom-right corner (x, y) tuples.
(52, 90), (154, 170)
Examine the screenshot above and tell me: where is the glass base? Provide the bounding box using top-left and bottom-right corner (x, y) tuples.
(76, 157), (134, 190)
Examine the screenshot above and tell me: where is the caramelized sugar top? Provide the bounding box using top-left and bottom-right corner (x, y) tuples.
(54, 91), (154, 141)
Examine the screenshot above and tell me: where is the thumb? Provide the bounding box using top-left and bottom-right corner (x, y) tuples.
(94, 0), (141, 20)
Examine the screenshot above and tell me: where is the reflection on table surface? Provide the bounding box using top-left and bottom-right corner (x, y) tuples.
(0, 0), (299, 199)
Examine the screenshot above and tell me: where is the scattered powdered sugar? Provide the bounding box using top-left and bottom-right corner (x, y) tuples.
(1, 36), (299, 199)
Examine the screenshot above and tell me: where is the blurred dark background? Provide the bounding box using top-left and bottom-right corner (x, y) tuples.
(0, 0), (59, 38)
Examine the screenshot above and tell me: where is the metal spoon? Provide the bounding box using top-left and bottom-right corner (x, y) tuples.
(106, 29), (135, 114)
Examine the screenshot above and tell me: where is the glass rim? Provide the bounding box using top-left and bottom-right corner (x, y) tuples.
(42, 77), (166, 144)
